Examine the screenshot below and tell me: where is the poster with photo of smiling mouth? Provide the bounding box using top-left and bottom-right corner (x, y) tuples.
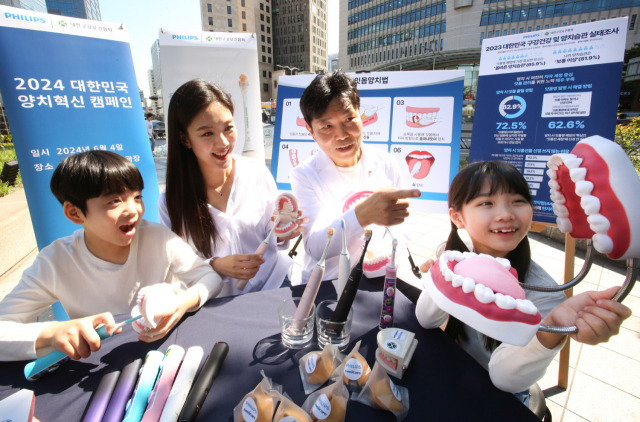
(271, 70), (464, 213)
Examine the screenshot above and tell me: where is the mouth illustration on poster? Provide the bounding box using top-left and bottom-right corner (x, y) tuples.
(406, 106), (439, 128)
(405, 151), (435, 179)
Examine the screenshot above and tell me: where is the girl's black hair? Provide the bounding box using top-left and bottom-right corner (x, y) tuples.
(444, 161), (533, 351)
(50, 150), (144, 214)
(165, 79), (234, 258)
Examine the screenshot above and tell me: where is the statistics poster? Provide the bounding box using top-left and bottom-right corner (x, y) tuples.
(158, 29), (264, 162)
(0, 6), (159, 249)
(272, 70), (464, 213)
(470, 17), (627, 222)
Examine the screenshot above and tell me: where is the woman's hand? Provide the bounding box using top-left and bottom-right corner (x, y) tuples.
(36, 312), (116, 360)
(276, 211), (308, 242)
(210, 254), (265, 280)
(537, 286), (632, 349)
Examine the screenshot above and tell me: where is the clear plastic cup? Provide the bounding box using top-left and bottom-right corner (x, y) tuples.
(278, 298), (315, 348)
(316, 299), (353, 351)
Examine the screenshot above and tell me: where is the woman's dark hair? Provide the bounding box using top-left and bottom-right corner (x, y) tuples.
(165, 79), (234, 258)
(50, 150), (143, 215)
(299, 70), (360, 125)
(443, 161), (533, 351)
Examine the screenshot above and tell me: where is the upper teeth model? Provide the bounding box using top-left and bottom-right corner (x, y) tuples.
(547, 135), (640, 260)
(423, 251), (541, 346)
(273, 193), (299, 237)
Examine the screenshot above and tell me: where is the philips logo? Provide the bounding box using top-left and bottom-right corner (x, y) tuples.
(4, 13), (46, 24)
(172, 35), (198, 41)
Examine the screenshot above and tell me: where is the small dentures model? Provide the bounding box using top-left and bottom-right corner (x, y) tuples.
(424, 251), (541, 346)
(131, 284), (178, 334)
(289, 148), (299, 167)
(273, 193), (299, 237)
(405, 151), (435, 180)
(547, 135), (640, 260)
(406, 106), (439, 128)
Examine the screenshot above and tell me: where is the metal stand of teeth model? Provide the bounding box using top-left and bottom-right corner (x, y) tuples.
(536, 252), (640, 335)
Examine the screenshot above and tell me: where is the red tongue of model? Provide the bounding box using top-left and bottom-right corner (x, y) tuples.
(556, 163), (595, 239)
(453, 256), (524, 299)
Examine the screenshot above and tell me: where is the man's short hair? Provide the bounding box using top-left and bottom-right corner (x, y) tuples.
(299, 70), (360, 126)
(50, 150), (144, 214)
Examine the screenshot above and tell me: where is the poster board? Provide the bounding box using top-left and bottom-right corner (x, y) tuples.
(0, 6), (159, 249)
(470, 17), (627, 222)
(158, 29), (264, 161)
(271, 70), (464, 213)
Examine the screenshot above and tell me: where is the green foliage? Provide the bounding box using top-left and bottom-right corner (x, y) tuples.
(0, 142), (22, 197)
(615, 117), (640, 176)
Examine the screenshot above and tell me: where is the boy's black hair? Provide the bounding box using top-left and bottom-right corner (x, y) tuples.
(50, 150), (144, 215)
(299, 70), (360, 126)
(145, 112), (154, 119)
(444, 161), (533, 351)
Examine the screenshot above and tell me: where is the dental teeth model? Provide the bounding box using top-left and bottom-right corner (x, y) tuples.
(273, 193), (299, 238)
(131, 284), (178, 334)
(423, 251), (541, 346)
(547, 135), (640, 260)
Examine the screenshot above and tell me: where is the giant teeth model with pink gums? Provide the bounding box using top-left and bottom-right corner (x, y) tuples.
(546, 135), (640, 260)
(423, 251), (541, 346)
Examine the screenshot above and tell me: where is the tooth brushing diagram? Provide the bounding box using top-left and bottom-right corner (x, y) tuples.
(275, 141), (319, 183)
(391, 96), (454, 144)
(360, 97), (391, 143)
(390, 144), (451, 193)
(271, 71), (464, 213)
(279, 98), (314, 140)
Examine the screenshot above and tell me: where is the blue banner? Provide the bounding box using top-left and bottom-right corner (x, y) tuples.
(0, 7), (159, 249)
(470, 18), (627, 222)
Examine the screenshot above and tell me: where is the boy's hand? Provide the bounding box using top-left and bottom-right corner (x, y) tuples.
(138, 289), (199, 343)
(537, 286), (632, 349)
(355, 188), (421, 227)
(210, 254), (265, 280)
(37, 312), (116, 360)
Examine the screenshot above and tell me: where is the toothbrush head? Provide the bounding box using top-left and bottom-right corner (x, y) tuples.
(364, 229), (372, 242)
(391, 239), (398, 265)
(328, 227), (335, 238)
(339, 218), (345, 230)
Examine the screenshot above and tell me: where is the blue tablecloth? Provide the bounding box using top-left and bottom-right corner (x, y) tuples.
(0, 279), (538, 421)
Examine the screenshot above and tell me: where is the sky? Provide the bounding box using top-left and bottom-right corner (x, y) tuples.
(99, 0), (338, 98)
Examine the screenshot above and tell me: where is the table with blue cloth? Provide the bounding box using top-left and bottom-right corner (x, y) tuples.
(0, 279), (539, 421)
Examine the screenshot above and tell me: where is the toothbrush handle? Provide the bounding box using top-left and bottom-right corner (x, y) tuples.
(236, 240), (270, 291)
(331, 262), (363, 324)
(291, 265), (325, 331)
(379, 266), (397, 329)
(337, 254), (351, 296)
(24, 324), (120, 380)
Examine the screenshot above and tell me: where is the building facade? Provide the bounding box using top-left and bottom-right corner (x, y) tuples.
(148, 40), (163, 117)
(341, 0), (640, 119)
(272, 0), (329, 74)
(45, 0), (100, 20)
(0, 0), (46, 12)
(201, 0), (275, 101)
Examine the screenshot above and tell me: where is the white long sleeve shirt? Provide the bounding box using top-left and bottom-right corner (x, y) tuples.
(0, 220), (222, 361)
(159, 155), (292, 296)
(290, 144), (409, 283)
(416, 259), (567, 393)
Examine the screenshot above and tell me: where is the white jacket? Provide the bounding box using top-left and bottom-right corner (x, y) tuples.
(290, 144), (406, 283)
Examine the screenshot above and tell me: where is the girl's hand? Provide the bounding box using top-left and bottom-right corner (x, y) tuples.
(138, 289), (200, 343)
(276, 211), (308, 242)
(538, 286), (631, 349)
(420, 259), (435, 273)
(36, 312), (116, 360)
(211, 254), (265, 280)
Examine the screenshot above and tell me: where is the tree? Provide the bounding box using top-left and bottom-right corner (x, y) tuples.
(615, 116), (640, 175)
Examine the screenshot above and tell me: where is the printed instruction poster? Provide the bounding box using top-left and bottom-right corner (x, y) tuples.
(272, 70), (464, 213)
(158, 29), (264, 162)
(470, 17), (627, 222)
(0, 6), (158, 249)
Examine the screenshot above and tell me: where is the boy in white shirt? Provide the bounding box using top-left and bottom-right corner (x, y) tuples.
(0, 150), (223, 361)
